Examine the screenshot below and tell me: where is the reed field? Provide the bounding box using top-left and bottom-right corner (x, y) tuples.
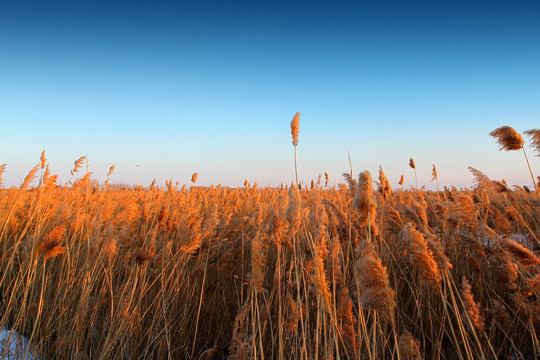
(1, 122), (539, 359)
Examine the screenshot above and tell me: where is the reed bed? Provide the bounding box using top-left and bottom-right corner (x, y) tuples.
(1, 122), (539, 359)
(0, 160), (538, 360)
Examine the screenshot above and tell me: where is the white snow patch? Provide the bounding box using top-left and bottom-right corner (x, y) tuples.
(0, 329), (39, 360)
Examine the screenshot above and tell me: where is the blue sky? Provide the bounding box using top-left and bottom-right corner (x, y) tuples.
(1, 0), (539, 189)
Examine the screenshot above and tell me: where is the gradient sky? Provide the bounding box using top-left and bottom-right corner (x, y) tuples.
(1, 0), (539, 189)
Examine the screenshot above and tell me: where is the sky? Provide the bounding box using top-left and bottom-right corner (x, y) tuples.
(1, 0), (539, 189)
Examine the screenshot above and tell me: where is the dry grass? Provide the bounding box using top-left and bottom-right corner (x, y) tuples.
(0, 124), (539, 359)
(1, 160), (538, 359)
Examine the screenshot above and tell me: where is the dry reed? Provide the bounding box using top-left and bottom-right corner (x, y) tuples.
(0, 140), (539, 359)
(490, 126), (524, 151)
(290, 112), (300, 147)
(524, 128), (540, 155)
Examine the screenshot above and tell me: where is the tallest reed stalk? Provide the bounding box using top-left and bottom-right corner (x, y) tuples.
(291, 112), (300, 187)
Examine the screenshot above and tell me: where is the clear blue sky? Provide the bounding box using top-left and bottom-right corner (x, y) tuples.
(1, 0), (539, 189)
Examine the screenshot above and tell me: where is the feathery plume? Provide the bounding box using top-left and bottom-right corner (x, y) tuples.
(286, 293), (301, 335)
(409, 158), (418, 189)
(398, 330), (422, 359)
(403, 225), (442, 285)
(71, 156), (86, 175)
(431, 164), (438, 182)
(229, 302), (251, 358)
(524, 129), (540, 156)
(355, 241), (396, 315)
(343, 172), (357, 190)
(460, 277), (484, 334)
(490, 126), (524, 151)
(337, 288), (358, 356)
(285, 187), (301, 238)
(494, 258), (518, 291)
(40, 150), (47, 169)
(290, 112), (300, 146)
(107, 164), (115, 177)
(103, 237), (118, 261)
(399, 175), (404, 186)
(468, 167), (495, 190)
(37, 225), (67, 260)
(191, 172), (198, 183)
(21, 164), (40, 189)
(324, 172), (329, 187)
(378, 166), (392, 199)
(134, 247), (156, 265)
(353, 171), (378, 236)
(500, 238), (540, 267)
(42, 164), (58, 188)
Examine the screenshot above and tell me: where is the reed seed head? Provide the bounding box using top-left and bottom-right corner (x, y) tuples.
(524, 128), (540, 156)
(355, 241), (396, 314)
(403, 225), (442, 285)
(490, 126), (524, 151)
(22, 164), (40, 189)
(40, 150), (47, 169)
(291, 112), (300, 146)
(460, 276), (484, 334)
(72, 156), (86, 174)
(38, 225), (67, 260)
(107, 164), (115, 177)
(378, 166), (392, 199)
(353, 171), (378, 235)
(398, 330), (422, 359)
(409, 158), (416, 169)
(500, 237), (540, 267)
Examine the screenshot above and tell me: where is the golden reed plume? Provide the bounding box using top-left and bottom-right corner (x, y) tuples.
(353, 171), (378, 236)
(378, 166), (392, 199)
(71, 156), (86, 176)
(398, 330), (422, 359)
(490, 126), (524, 151)
(500, 238), (540, 267)
(460, 277), (484, 334)
(37, 225), (67, 260)
(21, 164), (40, 190)
(524, 129), (540, 156)
(355, 241), (395, 315)
(107, 164), (116, 177)
(40, 150), (47, 169)
(290, 112), (300, 147)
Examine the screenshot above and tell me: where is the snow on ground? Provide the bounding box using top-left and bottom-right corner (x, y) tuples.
(0, 329), (39, 360)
